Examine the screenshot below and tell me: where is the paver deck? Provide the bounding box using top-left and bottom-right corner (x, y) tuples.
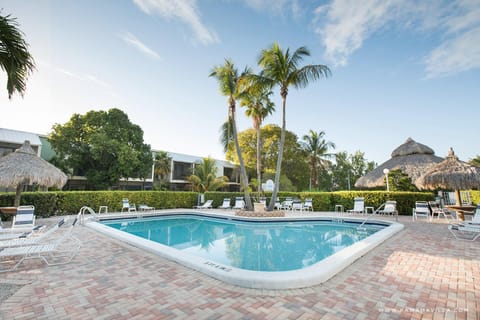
(1, 211), (479, 319)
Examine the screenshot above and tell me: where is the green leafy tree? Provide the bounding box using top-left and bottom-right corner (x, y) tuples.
(253, 43), (331, 210)
(470, 155), (480, 167)
(0, 12), (35, 99)
(301, 130), (335, 190)
(386, 169), (418, 192)
(188, 157), (228, 192)
(331, 151), (376, 191)
(240, 86), (275, 193)
(49, 108), (152, 189)
(153, 151), (172, 190)
(210, 59), (253, 210)
(226, 124), (309, 191)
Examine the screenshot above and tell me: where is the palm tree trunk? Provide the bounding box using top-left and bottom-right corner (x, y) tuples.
(267, 96), (286, 211)
(14, 184), (23, 207)
(256, 124), (262, 194)
(231, 107), (253, 210)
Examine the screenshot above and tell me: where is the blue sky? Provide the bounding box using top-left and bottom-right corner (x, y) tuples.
(1, 0), (479, 165)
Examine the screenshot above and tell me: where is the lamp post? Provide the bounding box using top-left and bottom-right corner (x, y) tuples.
(383, 168), (390, 192)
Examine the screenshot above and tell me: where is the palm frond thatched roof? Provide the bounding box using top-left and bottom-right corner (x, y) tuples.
(355, 138), (443, 189)
(0, 140), (67, 188)
(417, 148), (480, 190)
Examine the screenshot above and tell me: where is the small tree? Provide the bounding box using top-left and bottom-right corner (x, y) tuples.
(153, 151), (172, 190)
(188, 157), (228, 192)
(49, 108), (153, 189)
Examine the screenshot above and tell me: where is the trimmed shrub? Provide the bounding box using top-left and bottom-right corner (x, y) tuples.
(0, 189), (437, 218)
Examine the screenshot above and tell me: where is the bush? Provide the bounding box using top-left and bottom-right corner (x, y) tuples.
(0, 189), (437, 218)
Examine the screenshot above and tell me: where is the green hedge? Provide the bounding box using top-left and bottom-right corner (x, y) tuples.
(6, 189), (480, 218)
(0, 191), (197, 218)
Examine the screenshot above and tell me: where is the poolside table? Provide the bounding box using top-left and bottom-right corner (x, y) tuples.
(445, 205), (475, 221)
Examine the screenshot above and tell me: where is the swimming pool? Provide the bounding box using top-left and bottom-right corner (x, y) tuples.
(87, 211), (403, 289)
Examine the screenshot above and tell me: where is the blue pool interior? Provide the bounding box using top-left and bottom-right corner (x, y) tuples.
(100, 214), (387, 272)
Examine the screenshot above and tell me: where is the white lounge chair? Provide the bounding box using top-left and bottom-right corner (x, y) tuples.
(1, 218), (66, 249)
(233, 197), (245, 210)
(347, 197), (365, 215)
(194, 199), (213, 209)
(0, 215), (81, 273)
(448, 224), (480, 241)
(412, 201), (431, 222)
(291, 200), (303, 212)
(303, 198), (313, 212)
(280, 197), (293, 210)
(11, 205), (36, 230)
(274, 198), (282, 210)
(375, 201), (398, 218)
(121, 199), (136, 213)
(218, 198), (232, 209)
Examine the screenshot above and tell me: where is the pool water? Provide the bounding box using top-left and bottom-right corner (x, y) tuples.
(102, 215), (384, 272)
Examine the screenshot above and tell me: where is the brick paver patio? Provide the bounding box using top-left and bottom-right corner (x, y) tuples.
(1, 212), (479, 319)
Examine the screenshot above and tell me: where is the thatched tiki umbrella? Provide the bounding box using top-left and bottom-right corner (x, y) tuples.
(0, 140), (68, 206)
(418, 148), (480, 205)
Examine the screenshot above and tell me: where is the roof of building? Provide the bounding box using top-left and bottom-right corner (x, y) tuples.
(0, 128), (42, 146)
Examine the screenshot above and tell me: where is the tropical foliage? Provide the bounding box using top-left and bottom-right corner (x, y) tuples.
(301, 130), (335, 190)
(188, 157), (228, 193)
(470, 155), (480, 167)
(49, 108), (153, 189)
(210, 59), (253, 210)
(0, 13), (35, 99)
(240, 85), (275, 192)
(252, 43), (331, 210)
(153, 151), (172, 190)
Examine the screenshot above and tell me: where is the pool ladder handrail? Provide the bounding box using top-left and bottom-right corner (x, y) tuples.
(357, 212), (377, 231)
(78, 206), (97, 225)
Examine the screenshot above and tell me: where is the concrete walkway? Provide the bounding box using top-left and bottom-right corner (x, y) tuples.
(1, 212), (478, 319)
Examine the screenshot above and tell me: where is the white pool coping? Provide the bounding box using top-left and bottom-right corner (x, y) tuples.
(86, 210), (404, 290)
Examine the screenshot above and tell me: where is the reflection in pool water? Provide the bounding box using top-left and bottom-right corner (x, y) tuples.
(103, 215), (384, 272)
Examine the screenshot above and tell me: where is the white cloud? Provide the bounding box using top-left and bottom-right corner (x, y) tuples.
(132, 0), (219, 45)
(56, 68), (112, 88)
(119, 32), (161, 60)
(315, 0), (480, 77)
(243, 0), (302, 18)
(425, 26), (480, 78)
(314, 0), (402, 67)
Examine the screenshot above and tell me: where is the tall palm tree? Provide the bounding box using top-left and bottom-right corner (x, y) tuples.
(0, 13), (35, 99)
(209, 59), (253, 210)
(254, 43), (331, 211)
(188, 157), (227, 193)
(240, 86), (275, 193)
(301, 130), (335, 190)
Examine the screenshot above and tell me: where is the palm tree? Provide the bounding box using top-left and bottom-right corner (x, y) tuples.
(240, 86), (275, 193)
(209, 59), (253, 210)
(254, 43), (331, 211)
(219, 118), (234, 153)
(153, 151), (172, 190)
(0, 13), (35, 99)
(301, 130), (335, 190)
(188, 157), (228, 192)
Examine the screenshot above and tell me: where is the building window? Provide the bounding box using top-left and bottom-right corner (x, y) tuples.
(172, 161), (192, 180)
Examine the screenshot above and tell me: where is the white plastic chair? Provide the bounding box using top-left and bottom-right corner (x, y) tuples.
(11, 205), (36, 229)
(193, 199), (213, 209)
(233, 197), (245, 210)
(347, 197), (365, 215)
(218, 198), (231, 209)
(0, 215), (81, 273)
(121, 199), (136, 213)
(412, 201), (431, 222)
